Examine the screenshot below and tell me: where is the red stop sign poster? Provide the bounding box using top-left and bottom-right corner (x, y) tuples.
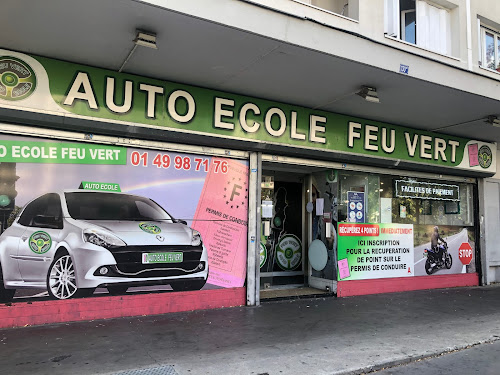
(458, 243), (473, 265)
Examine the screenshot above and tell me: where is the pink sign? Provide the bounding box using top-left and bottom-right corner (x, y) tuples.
(338, 258), (350, 280)
(468, 143), (479, 167)
(192, 158), (249, 288)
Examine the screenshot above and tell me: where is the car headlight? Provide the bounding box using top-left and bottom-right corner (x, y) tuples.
(191, 229), (202, 246)
(83, 228), (126, 249)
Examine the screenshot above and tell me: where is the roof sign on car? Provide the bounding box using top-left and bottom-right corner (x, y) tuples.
(79, 181), (121, 192)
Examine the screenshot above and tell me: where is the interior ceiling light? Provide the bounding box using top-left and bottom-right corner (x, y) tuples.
(118, 30), (157, 73)
(486, 115), (500, 127)
(356, 86), (380, 103)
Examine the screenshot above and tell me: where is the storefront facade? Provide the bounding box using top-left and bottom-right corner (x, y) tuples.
(0, 49), (495, 327)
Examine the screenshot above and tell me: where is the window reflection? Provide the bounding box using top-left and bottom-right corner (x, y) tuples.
(486, 32), (495, 70)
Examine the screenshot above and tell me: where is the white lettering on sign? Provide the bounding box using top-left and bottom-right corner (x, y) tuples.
(381, 128), (395, 153)
(364, 125), (378, 151)
(309, 115), (326, 144)
(139, 83), (164, 118)
(434, 138), (447, 161)
(167, 90), (196, 123)
(348, 122), (362, 148)
(63, 72), (98, 109)
(214, 97), (235, 130)
(448, 140), (459, 163)
(405, 133), (418, 157)
(290, 111), (306, 140)
(61, 148), (86, 160)
(11, 146), (58, 159)
(350, 122), (395, 153)
(106, 77), (133, 114)
(420, 135), (432, 159)
(215, 99), (326, 143)
(89, 148), (121, 160)
(239, 102), (261, 133)
(265, 107), (287, 137)
(404, 132), (459, 163)
(348, 123), (460, 162)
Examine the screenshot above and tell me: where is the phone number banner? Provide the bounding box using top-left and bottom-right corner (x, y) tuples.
(337, 223), (414, 281)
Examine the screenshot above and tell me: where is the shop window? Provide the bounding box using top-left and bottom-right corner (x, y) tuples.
(336, 170), (478, 278)
(479, 25), (500, 72)
(295, 0), (359, 20)
(385, 0), (452, 55)
(337, 172), (380, 224)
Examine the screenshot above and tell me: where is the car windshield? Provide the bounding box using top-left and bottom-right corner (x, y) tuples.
(65, 192), (173, 222)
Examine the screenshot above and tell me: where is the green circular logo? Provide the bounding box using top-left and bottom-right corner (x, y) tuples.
(259, 242), (267, 269)
(0, 56), (37, 101)
(29, 231), (52, 254)
(478, 145), (492, 169)
(139, 222), (161, 234)
(276, 234), (302, 271)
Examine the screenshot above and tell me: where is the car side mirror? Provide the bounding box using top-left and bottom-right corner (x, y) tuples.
(177, 219), (188, 225)
(33, 215), (62, 229)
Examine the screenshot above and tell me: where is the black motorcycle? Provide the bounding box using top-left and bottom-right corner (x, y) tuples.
(424, 241), (452, 275)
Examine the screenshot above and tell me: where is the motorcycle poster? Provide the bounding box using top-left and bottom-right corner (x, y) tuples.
(338, 223), (475, 281)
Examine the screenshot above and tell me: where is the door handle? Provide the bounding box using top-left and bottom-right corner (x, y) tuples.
(21, 235), (28, 242)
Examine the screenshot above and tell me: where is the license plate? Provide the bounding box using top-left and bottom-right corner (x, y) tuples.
(142, 252), (183, 264)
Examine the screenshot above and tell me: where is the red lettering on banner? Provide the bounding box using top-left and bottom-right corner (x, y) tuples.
(338, 224), (379, 236)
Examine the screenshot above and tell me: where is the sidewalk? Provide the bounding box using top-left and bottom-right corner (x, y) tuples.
(1, 285), (500, 375)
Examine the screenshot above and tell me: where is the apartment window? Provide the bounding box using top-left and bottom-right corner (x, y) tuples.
(385, 0), (451, 55)
(480, 26), (500, 72)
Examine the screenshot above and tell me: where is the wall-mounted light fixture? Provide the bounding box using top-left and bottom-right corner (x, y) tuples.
(356, 86), (380, 103)
(134, 31), (157, 49)
(486, 115), (500, 127)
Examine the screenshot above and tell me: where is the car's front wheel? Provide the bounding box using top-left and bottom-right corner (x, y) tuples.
(0, 263), (15, 303)
(47, 252), (94, 300)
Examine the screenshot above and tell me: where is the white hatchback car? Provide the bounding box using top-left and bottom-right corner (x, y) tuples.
(0, 190), (208, 301)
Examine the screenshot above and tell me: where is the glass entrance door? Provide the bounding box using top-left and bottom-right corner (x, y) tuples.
(307, 172), (338, 293)
(260, 170), (305, 291)
(259, 162), (340, 297)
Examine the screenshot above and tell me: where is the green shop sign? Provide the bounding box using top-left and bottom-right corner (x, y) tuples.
(0, 139), (126, 164)
(0, 49), (496, 173)
(79, 181), (121, 192)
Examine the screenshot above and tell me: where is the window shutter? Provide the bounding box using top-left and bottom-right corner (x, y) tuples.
(416, 1), (430, 50)
(417, 1), (449, 55)
(385, 0), (400, 37)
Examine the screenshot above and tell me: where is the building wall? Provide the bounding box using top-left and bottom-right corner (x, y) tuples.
(148, 0), (500, 102)
(480, 178), (500, 284)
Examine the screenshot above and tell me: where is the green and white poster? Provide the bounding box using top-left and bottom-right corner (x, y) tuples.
(337, 223), (414, 280)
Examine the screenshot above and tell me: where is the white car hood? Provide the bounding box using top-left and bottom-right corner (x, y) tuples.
(82, 220), (194, 246)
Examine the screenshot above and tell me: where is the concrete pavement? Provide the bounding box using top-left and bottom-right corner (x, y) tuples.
(1, 285), (500, 375)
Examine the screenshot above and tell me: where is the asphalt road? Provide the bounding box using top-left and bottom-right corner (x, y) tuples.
(414, 228), (468, 276)
(373, 340), (500, 375)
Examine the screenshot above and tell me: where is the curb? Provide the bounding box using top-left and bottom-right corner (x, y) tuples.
(332, 337), (500, 375)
